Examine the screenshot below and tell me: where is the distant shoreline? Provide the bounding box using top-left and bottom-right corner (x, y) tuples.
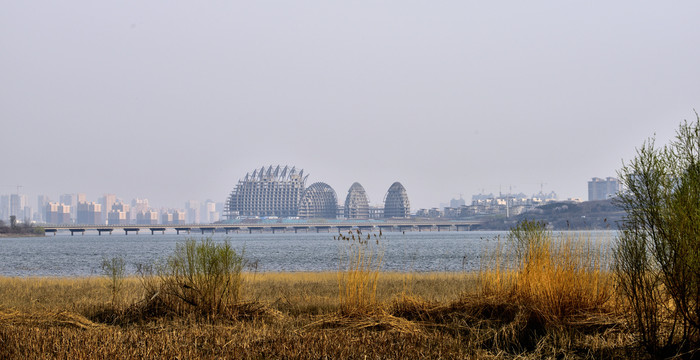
(0, 233), (43, 238)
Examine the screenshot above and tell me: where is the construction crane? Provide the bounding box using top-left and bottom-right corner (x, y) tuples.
(0, 185), (23, 194)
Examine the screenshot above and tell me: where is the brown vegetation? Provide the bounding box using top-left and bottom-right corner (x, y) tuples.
(0, 233), (646, 360)
(0, 272), (640, 359)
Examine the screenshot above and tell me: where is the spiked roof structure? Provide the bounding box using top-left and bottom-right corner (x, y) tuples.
(225, 165), (307, 219)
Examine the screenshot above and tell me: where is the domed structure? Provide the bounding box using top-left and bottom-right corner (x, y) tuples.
(383, 182), (410, 218)
(298, 182), (338, 219)
(225, 165), (308, 219)
(344, 182), (369, 219)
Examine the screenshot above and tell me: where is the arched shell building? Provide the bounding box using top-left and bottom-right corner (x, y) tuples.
(383, 182), (411, 218)
(344, 182), (369, 219)
(225, 165), (308, 218)
(225, 166), (411, 220)
(298, 182), (338, 219)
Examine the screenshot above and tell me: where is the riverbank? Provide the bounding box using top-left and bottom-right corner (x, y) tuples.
(0, 232), (43, 238)
(0, 272), (640, 359)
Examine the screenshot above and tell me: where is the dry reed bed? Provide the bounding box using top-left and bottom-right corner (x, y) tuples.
(0, 230), (644, 359)
(0, 270), (639, 359)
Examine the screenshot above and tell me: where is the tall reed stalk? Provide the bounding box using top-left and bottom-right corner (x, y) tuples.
(336, 230), (385, 314)
(101, 255), (126, 307)
(479, 221), (612, 322)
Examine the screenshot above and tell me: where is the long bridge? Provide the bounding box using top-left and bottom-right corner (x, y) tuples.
(42, 220), (483, 236)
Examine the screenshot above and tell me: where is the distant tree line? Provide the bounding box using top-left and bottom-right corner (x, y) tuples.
(0, 216), (43, 235)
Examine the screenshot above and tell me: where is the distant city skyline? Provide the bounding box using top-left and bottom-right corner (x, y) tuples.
(0, 178), (578, 212)
(2, 2), (697, 212)
(0, 174), (603, 224)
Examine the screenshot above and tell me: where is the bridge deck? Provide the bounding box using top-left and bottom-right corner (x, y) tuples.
(43, 220), (481, 234)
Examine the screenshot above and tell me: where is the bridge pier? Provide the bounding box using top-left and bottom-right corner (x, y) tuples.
(315, 226), (331, 233)
(69, 229), (85, 236)
(97, 229), (113, 235)
(150, 228), (166, 235)
(417, 225), (433, 232)
(124, 228), (140, 235)
(398, 225), (414, 233)
(44, 229), (57, 236)
(248, 227), (263, 234)
(378, 225), (394, 233)
(293, 226), (308, 233)
(455, 224), (471, 231)
(175, 227), (191, 235)
(199, 227), (215, 235)
(224, 227), (239, 234)
(337, 226), (352, 233)
(271, 227), (286, 234)
(436, 225), (452, 232)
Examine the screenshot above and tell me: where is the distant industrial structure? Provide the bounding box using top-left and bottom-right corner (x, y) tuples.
(416, 191), (561, 219)
(224, 165), (411, 220)
(588, 177), (621, 201)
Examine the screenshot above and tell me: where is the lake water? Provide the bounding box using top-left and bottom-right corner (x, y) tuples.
(0, 231), (616, 277)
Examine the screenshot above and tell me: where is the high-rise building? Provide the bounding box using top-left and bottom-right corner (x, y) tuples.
(0, 195), (9, 221)
(136, 209), (158, 225)
(22, 205), (32, 223)
(588, 177), (621, 201)
(173, 210), (186, 225)
(107, 202), (130, 225)
(36, 195), (51, 223)
(99, 194), (116, 225)
(449, 196), (466, 209)
(9, 194), (27, 220)
(186, 200), (200, 223)
(161, 211), (173, 225)
(202, 200), (218, 223)
(45, 202), (71, 224)
(130, 198), (149, 223)
(225, 165), (307, 219)
(60, 194), (76, 221)
(107, 210), (129, 225)
(77, 202), (102, 225)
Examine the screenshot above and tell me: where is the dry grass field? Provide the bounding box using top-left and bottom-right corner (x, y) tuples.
(0, 231), (649, 359)
(0, 272), (642, 359)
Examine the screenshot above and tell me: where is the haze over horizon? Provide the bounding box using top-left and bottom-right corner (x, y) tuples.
(2, 1), (699, 210)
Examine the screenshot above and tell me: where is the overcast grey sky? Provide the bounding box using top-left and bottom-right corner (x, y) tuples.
(2, 1), (699, 210)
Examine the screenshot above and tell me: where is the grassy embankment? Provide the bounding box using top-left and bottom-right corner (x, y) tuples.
(0, 229), (644, 359)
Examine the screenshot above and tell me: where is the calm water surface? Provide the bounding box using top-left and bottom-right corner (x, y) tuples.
(0, 231), (615, 277)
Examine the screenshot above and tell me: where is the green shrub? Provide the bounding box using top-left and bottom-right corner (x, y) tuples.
(150, 238), (246, 317)
(615, 114), (700, 354)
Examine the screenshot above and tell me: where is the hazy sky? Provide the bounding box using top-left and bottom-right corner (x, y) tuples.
(2, 1), (699, 210)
